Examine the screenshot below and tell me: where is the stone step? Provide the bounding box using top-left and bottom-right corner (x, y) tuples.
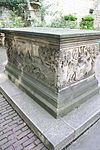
(0, 74), (100, 150)
(66, 119), (100, 150)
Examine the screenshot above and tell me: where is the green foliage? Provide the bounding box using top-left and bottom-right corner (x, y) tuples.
(31, 0), (57, 27)
(0, 0), (27, 11)
(82, 15), (94, 21)
(0, 0), (29, 26)
(0, 10), (25, 28)
(49, 17), (77, 28)
(38, 0), (52, 24)
(64, 14), (77, 21)
(49, 17), (67, 28)
(80, 15), (94, 29)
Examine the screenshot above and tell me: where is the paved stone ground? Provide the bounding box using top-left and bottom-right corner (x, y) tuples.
(66, 119), (100, 150)
(0, 46), (48, 150)
(0, 92), (47, 150)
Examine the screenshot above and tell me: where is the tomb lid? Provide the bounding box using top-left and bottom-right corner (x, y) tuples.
(0, 27), (100, 38)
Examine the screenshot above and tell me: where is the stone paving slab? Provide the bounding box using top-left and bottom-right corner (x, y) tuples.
(1, 76), (100, 150)
(0, 92), (47, 150)
(0, 78), (75, 150)
(61, 93), (100, 139)
(66, 119), (100, 150)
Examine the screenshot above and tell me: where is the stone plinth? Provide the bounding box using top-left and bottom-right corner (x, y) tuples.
(0, 27), (100, 118)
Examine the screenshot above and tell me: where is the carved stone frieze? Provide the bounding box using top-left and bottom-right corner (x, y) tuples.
(58, 43), (100, 90)
(2, 28), (100, 118)
(6, 37), (59, 88)
(5, 35), (100, 91)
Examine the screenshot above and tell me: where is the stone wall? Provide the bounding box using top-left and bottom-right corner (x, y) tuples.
(94, 0), (100, 28)
(0, 7), (10, 27)
(44, 0), (95, 24)
(44, 0), (100, 28)
(1, 0), (100, 28)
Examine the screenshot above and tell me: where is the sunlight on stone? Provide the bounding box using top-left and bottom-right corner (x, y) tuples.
(95, 53), (100, 87)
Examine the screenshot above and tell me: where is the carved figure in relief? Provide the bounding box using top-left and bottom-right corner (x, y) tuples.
(5, 36), (99, 90)
(6, 39), (59, 87)
(58, 44), (99, 89)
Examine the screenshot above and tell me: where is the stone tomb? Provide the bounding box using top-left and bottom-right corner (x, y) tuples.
(0, 28), (100, 118)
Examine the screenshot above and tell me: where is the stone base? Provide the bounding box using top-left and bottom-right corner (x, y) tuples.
(0, 73), (100, 150)
(5, 64), (100, 118)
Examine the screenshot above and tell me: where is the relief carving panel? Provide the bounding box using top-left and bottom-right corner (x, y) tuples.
(6, 37), (59, 88)
(58, 43), (100, 90)
(5, 35), (100, 91)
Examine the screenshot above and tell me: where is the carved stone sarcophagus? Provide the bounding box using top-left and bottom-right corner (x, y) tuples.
(0, 28), (100, 118)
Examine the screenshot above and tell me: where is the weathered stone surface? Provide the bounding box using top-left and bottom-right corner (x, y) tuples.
(66, 119), (100, 150)
(4, 32), (100, 91)
(5, 34), (59, 90)
(58, 43), (99, 90)
(0, 77), (100, 150)
(0, 28), (100, 117)
(0, 79), (75, 150)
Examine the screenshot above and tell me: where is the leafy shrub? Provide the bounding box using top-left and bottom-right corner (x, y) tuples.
(80, 15), (94, 29)
(49, 16), (77, 28)
(82, 15), (94, 21)
(0, 0), (27, 11)
(49, 17), (67, 28)
(0, 0), (28, 25)
(65, 21), (77, 28)
(0, 11), (25, 28)
(64, 14), (77, 21)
